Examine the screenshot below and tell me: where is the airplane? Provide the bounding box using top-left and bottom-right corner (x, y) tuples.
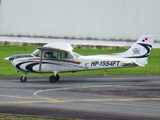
(4, 34), (156, 83)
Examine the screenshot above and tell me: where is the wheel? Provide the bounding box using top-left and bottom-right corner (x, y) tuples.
(49, 74), (60, 83)
(56, 74), (60, 81)
(20, 76), (27, 82)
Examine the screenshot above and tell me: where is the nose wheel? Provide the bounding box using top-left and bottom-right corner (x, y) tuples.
(49, 74), (60, 83)
(20, 76), (27, 82)
(20, 72), (27, 82)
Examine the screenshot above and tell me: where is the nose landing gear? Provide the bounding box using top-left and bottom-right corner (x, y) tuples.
(20, 72), (27, 82)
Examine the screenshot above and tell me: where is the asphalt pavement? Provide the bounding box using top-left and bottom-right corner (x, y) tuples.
(0, 75), (160, 120)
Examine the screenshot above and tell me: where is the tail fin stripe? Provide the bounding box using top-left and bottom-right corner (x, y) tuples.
(126, 55), (149, 58)
(125, 43), (152, 58)
(138, 43), (152, 55)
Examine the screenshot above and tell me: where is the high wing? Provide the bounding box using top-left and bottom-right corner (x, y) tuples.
(42, 42), (73, 52)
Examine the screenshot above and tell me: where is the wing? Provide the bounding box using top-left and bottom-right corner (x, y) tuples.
(42, 42), (73, 52)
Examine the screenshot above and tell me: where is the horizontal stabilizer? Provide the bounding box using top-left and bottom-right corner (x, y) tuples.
(132, 61), (145, 67)
(123, 61), (145, 67)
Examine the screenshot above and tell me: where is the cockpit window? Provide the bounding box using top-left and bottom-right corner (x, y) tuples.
(60, 52), (73, 59)
(32, 49), (40, 57)
(44, 51), (58, 58)
(32, 49), (76, 59)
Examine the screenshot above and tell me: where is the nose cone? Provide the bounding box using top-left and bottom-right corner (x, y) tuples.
(4, 57), (12, 61)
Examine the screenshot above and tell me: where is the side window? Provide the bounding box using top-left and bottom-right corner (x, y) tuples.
(44, 51), (58, 58)
(53, 52), (58, 58)
(60, 52), (73, 59)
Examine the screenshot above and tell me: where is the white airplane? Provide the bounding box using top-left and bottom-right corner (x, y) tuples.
(4, 34), (156, 83)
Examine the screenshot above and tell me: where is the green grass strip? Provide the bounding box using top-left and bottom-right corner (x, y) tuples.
(0, 113), (75, 120)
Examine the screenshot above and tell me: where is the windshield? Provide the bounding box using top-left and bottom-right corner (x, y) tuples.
(31, 49), (40, 57)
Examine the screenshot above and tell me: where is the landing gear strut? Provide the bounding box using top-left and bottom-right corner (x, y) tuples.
(49, 74), (60, 83)
(20, 72), (27, 82)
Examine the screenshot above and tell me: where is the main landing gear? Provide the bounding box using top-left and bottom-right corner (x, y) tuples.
(49, 74), (60, 83)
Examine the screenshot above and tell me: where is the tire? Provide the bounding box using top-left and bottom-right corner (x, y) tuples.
(20, 76), (27, 82)
(49, 74), (60, 83)
(56, 74), (60, 81)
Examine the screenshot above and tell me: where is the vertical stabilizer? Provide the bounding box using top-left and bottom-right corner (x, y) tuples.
(121, 34), (156, 65)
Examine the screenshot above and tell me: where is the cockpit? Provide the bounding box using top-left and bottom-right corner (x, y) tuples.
(31, 48), (80, 59)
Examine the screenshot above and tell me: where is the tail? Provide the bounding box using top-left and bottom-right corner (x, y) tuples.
(120, 34), (156, 66)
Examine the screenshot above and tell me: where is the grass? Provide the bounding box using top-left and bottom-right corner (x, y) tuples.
(0, 45), (160, 77)
(0, 114), (74, 120)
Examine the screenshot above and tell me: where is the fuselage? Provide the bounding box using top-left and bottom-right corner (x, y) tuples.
(7, 52), (137, 73)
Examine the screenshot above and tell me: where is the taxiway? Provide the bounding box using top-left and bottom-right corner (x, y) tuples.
(0, 76), (160, 120)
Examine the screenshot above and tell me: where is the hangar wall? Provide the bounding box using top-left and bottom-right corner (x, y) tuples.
(0, 0), (160, 41)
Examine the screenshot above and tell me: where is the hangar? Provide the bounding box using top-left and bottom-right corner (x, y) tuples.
(0, 0), (159, 41)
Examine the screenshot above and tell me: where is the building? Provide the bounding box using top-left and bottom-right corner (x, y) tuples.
(0, 0), (159, 41)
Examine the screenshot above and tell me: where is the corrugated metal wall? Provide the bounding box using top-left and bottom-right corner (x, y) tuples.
(0, 0), (160, 41)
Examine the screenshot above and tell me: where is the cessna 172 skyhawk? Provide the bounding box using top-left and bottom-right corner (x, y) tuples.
(4, 34), (156, 83)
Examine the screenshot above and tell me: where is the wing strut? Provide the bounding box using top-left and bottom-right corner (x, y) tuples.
(39, 49), (43, 71)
